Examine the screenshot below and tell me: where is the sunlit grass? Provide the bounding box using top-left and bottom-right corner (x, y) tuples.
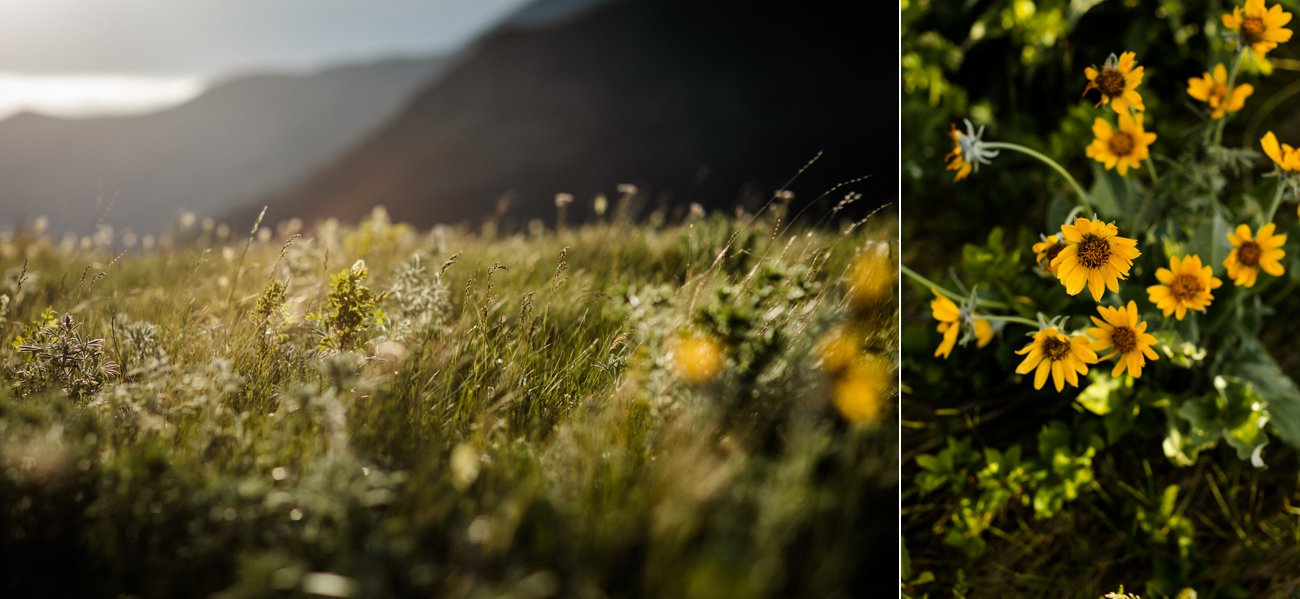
(0, 205), (896, 598)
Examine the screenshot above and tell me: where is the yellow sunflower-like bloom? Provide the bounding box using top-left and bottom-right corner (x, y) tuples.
(673, 332), (724, 384)
(1032, 234), (1067, 275)
(1015, 327), (1098, 391)
(1051, 218), (1142, 302)
(1187, 64), (1254, 119)
(845, 244), (893, 311)
(1223, 0), (1294, 60)
(832, 354), (892, 425)
(1084, 51), (1146, 113)
(1086, 112), (1157, 176)
(1225, 223), (1286, 287)
(1147, 255), (1223, 320)
(930, 289), (961, 358)
(973, 318), (995, 348)
(1261, 131), (1300, 172)
(1088, 301), (1159, 378)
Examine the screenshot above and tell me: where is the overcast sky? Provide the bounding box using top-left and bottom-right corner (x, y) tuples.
(0, 0), (531, 118)
(0, 0), (530, 77)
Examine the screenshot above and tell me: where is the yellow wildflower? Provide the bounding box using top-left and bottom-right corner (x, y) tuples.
(1086, 112), (1157, 176)
(673, 332), (724, 384)
(1225, 223), (1286, 287)
(1015, 327), (1098, 391)
(1261, 131), (1300, 172)
(1187, 64), (1254, 119)
(1088, 301), (1159, 378)
(1223, 0), (1294, 60)
(1084, 52), (1146, 113)
(1033, 234), (1067, 275)
(1147, 255), (1222, 320)
(1051, 218), (1141, 302)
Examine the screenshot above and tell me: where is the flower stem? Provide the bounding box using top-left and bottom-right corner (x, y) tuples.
(900, 264), (1009, 310)
(982, 141), (1093, 213)
(1212, 49), (1247, 147)
(974, 314), (1040, 327)
(1264, 178), (1286, 224)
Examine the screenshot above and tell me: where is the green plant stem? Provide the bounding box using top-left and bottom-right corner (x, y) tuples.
(982, 142), (1093, 213)
(975, 314), (1040, 327)
(1145, 156), (1160, 186)
(1264, 179), (1286, 224)
(1212, 49), (1247, 147)
(900, 264), (1009, 309)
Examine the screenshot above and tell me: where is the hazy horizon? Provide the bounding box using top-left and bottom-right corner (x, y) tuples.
(0, 0), (530, 120)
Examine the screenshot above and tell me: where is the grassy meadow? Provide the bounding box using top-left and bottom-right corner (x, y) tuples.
(0, 204), (896, 598)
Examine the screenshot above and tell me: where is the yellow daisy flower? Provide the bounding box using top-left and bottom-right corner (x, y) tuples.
(1223, 0), (1294, 60)
(1051, 218), (1142, 302)
(1088, 301), (1159, 378)
(832, 355), (892, 425)
(1015, 327), (1098, 391)
(1147, 255), (1223, 320)
(1261, 131), (1300, 172)
(973, 317), (995, 348)
(1224, 223), (1286, 287)
(673, 332), (724, 384)
(1032, 234), (1067, 275)
(1187, 64), (1255, 119)
(845, 244), (893, 311)
(1086, 112), (1157, 176)
(1084, 52), (1146, 113)
(931, 289), (961, 359)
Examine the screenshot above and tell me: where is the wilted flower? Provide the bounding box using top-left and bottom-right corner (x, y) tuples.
(945, 119), (998, 181)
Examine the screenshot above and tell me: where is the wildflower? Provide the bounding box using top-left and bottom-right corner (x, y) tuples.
(553, 193), (574, 207)
(1051, 218), (1141, 302)
(973, 317), (996, 348)
(1223, 0), (1294, 60)
(945, 119), (998, 181)
(846, 244), (893, 311)
(1187, 64), (1254, 119)
(815, 326), (860, 374)
(673, 332), (724, 384)
(1014, 327), (1098, 391)
(1147, 255), (1222, 320)
(1084, 52), (1146, 113)
(1088, 301), (1159, 378)
(1086, 112), (1157, 176)
(1032, 234), (1067, 275)
(1224, 223), (1286, 287)
(1261, 131), (1300, 172)
(832, 355), (891, 425)
(930, 290), (961, 358)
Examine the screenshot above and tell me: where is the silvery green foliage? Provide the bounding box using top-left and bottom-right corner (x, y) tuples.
(12, 314), (118, 400)
(384, 254), (450, 341)
(111, 314), (169, 377)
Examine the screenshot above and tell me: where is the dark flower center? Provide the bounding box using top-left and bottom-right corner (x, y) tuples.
(1110, 326), (1137, 354)
(1170, 273), (1204, 301)
(1238, 241), (1261, 267)
(1095, 68), (1127, 97)
(1078, 233), (1113, 269)
(1043, 337), (1072, 361)
(1108, 131), (1136, 157)
(1242, 17), (1266, 45)
(1041, 242), (1066, 271)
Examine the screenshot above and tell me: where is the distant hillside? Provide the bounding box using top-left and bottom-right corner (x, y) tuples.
(0, 56), (447, 235)
(260, 0), (888, 229)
